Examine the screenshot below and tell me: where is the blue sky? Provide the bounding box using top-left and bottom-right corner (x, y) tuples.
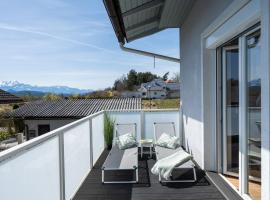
(0, 0), (179, 90)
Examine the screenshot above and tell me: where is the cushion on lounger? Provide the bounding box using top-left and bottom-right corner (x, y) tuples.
(156, 133), (180, 149)
(117, 132), (137, 150)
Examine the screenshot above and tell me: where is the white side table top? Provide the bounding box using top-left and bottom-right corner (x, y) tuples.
(140, 139), (154, 158)
(140, 139), (153, 145)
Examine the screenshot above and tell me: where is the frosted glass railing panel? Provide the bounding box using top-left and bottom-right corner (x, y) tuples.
(145, 111), (180, 139)
(0, 137), (60, 200)
(92, 113), (105, 164)
(109, 112), (141, 141)
(64, 120), (91, 199)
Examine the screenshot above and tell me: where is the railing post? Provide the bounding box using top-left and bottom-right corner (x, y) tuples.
(89, 118), (93, 168)
(140, 110), (145, 141)
(58, 133), (65, 200)
(179, 108), (182, 146)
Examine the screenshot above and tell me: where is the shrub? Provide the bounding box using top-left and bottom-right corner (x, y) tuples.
(13, 104), (19, 109)
(0, 131), (11, 141)
(104, 112), (115, 150)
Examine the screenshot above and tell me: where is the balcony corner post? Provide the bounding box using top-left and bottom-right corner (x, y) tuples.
(58, 133), (66, 200)
(89, 118), (93, 168)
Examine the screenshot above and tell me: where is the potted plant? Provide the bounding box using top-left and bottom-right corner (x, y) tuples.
(104, 112), (115, 150)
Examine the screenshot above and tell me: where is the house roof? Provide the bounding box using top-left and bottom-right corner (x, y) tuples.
(6, 98), (141, 119)
(0, 89), (23, 104)
(103, 0), (194, 43)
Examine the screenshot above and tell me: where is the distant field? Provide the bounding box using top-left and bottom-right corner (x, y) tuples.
(142, 98), (180, 109)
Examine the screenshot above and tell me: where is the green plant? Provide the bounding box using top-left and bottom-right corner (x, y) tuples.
(104, 112), (115, 150)
(13, 104), (19, 109)
(0, 131), (11, 141)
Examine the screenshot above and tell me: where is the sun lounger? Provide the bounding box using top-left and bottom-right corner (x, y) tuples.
(153, 122), (197, 183)
(102, 123), (138, 184)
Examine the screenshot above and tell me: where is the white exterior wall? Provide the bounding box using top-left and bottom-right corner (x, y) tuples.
(261, 0), (270, 199)
(25, 119), (76, 137)
(180, 0), (270, 198)
(180, 0), (233, 169)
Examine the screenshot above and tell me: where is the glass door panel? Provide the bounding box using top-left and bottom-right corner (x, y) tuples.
(246, 30), (261, 200)
(222, 44), (239, 177)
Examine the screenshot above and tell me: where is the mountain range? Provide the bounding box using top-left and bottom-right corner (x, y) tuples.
(0, 81), (93, 96)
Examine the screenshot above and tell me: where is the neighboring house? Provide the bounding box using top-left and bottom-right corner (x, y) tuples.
(138, 79), (179, 99)
(7, 98), (141, 140)
(120, 79), (180, 99)
(0, 89), (23, 104)
(105, 0), (269, 199)
(120, 90), (141, 98)
(165, 80), (180, 98)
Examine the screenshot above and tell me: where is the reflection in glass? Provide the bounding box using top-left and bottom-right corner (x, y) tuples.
(225, 47), (239, 175)
(246, 31), (261, 200)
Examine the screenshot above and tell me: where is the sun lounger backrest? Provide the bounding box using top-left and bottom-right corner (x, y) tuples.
(153, 122), (176, 143)
(114, 123), (137, 139)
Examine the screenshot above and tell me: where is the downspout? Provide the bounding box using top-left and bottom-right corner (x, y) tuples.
(119, 43), (180, 63)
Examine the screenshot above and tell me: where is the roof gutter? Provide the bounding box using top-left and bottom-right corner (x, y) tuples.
(120, 43), (180, 63)
(103, 0), (180, 63)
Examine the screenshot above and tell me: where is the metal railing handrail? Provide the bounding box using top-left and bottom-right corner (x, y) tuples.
(107, 108), (179, 112)
(0, 110), (104, 164)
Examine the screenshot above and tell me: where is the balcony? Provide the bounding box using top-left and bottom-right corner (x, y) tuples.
(0, 109), (225, 200)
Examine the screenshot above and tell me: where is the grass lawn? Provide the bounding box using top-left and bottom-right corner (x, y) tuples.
(142, 98), (180, 109)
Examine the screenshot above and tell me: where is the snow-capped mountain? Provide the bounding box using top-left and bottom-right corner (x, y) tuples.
(0, 81), (93, 95)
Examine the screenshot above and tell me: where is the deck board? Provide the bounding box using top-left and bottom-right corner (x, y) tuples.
(74, 150), (225, 200)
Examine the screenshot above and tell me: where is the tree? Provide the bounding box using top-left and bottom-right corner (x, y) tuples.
(127, 69), (137, 90)
(172, 72), (180, 83)
(112, 69), (159, 92)
(137, 72), (158, 84)
(162, 72), (169, 81)
(113, 75), (127, 91)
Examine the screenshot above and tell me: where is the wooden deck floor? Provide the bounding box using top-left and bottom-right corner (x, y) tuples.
(74, 150), (225, 200)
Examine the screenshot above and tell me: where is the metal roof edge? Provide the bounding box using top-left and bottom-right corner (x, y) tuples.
(103, 0), (126, 44)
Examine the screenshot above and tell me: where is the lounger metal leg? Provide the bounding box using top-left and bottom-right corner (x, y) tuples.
(102, 169), (104, 183)
(136, 168), (139, 183)
(193, 167), (197, 182)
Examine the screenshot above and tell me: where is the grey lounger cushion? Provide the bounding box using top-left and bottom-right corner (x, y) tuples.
(155, 146), (194, 168)
(102, 145), (138, 170)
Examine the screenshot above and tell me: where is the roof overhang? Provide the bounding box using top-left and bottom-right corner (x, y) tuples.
(103, 0), (194, 43)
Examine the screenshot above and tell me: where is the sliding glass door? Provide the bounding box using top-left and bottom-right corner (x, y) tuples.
(220, 27), (261, 200)
(222, 45), (239, 176)
(246, 30), (261, 199)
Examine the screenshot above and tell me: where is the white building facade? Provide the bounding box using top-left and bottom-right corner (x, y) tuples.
(105, 0), (270, 199)
(180, 0), (268, 199)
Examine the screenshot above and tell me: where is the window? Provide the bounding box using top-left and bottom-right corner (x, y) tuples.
(38, 124), (50, 136)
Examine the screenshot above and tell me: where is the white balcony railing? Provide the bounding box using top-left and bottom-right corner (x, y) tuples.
(0, 109), (180, 200)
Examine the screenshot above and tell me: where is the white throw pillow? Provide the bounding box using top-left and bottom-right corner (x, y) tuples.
(117, 132), (137, 150)
(156, 133), (180, 149)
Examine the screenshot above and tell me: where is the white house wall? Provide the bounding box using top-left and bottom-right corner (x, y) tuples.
(25, 119), (76, 137)
(261, 0), (270, 199)
(180, 0), (233, 169)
